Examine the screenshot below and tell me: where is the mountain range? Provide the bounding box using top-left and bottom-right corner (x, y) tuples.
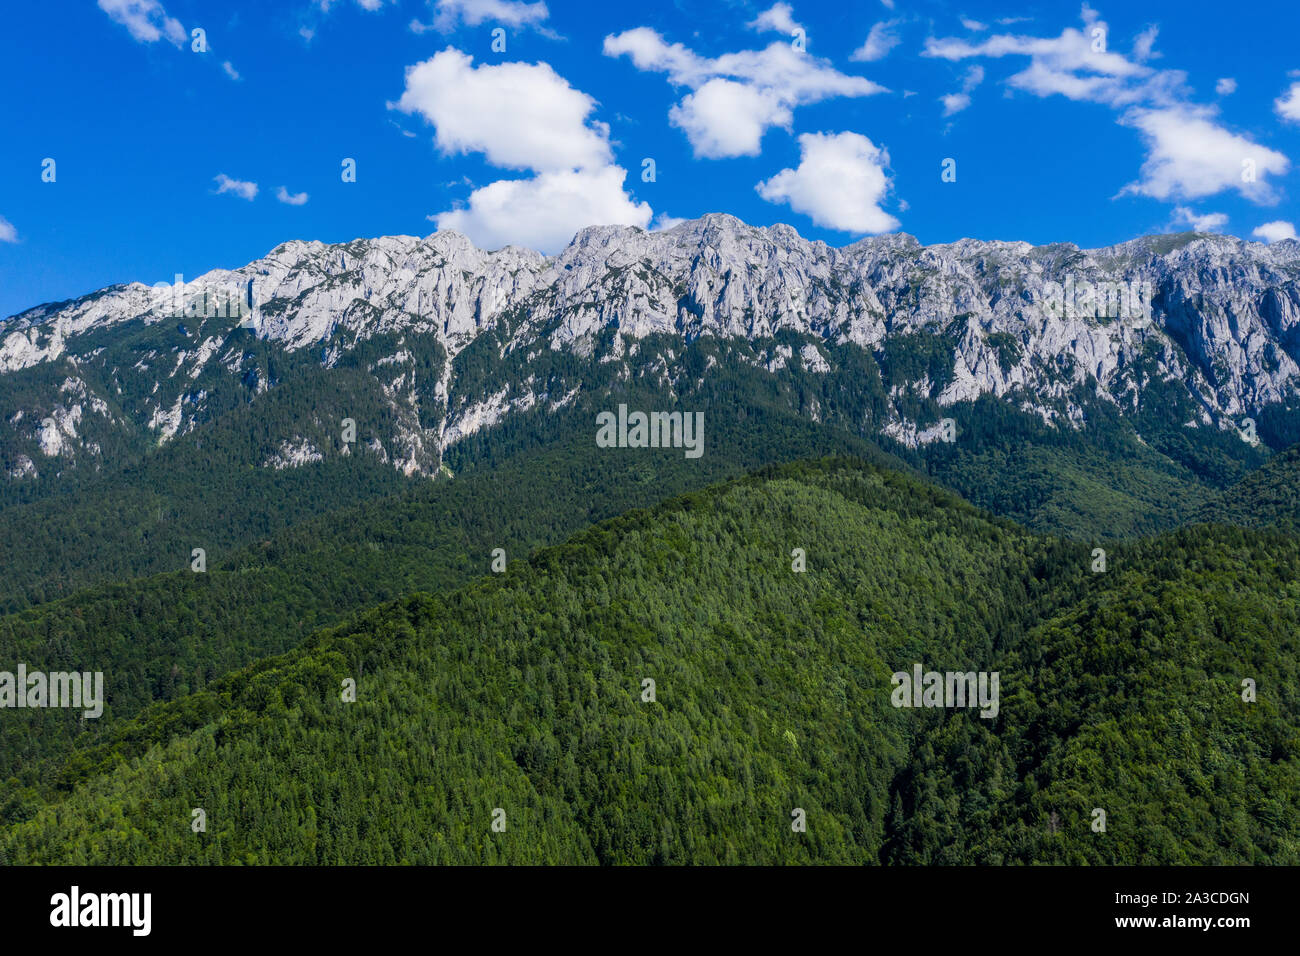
(4, 215), (1299, 484)
(2, 216), (1299, 865)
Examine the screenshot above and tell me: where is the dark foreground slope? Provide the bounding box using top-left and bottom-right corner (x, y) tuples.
(1196, 442), (1300, 533)
(3, 459), (1296, 864)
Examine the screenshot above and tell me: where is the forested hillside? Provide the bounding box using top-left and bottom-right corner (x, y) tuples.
(904, 394), (1228, 539)
(4, 459), (1295, 864)
(0, 409), (904, 799)
(1, 321), (1272, 618)
(1196, 443), (1300, 532)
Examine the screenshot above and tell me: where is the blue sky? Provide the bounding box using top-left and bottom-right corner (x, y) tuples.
(1, 0), (1297, 318)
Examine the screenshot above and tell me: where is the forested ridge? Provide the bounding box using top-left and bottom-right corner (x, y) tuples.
(1, 326), (1273, 615)
(0, 407), (905, 799)
(1196, 442), (1300, 532)
(3, 458), (1296, 864)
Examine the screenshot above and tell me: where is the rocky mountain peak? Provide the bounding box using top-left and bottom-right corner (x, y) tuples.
(3, 215), (1299, 478)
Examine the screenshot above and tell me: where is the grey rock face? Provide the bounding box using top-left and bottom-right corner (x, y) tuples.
(3, 215), (1298, 471)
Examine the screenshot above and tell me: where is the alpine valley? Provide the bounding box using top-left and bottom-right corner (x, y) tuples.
(1, 215), (1298, 864)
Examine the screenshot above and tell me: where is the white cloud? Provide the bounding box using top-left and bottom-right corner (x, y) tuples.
(1120, 106), (1289, 203)
(670, 80), (791, 159)
(316, 0), (387, 12)
(0, 216), (17, 244)
(1215, 77), (1236, 96)
(603, 27), (882, 97)
(1253, 220), (1297, 243)
(397, 49), (650, 252)
(604, 27), (886, 159)
(420, 0), (549, 31)
(923, 14), (1172, 108)
(214, 174), (258, 201)
(941, 65), (984, 116)
(391, 48), (611, 172)
(940, 93), (971, 116)
(276, 187), (310, 206)
(1170, 206), (1227, 232)
(748, 3), (802, 36)
(433, 166), (650, 252)
(651, 213), (686, 231)
(924, 8), (1290, 205)
(222, 61), (241, 81)
(1276, 81), (1300, 123)
(851, 20), (901, 63)
(98, 0), (185, 47)
(756, 131), (899, 234)
(1132, 25), (1159, 63)
(961, 18), (987, 31)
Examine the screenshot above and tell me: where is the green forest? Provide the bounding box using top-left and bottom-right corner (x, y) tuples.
(2, 315), (1298, 865)
(3, 457), (1297, 864)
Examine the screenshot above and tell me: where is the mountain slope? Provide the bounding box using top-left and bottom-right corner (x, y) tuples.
(1195, 442), (1300, 532)
(1, 217), (1294, 554)
(4, 459), (1296, 865)
(0, 321), (1265, 621)
(0, 410), (906, 798)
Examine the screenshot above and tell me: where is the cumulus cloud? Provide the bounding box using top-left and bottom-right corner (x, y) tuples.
(97, 0), (185, 47)
(923, 7), (1290, 204)
(1215, 77), (1236, 96)
(395, 49), (649, 252)
(1170, 206), (1228, 232)
(276, 187), (310, 206)
(604, 27), (885, 158)
(756, 131), (899, 234)
(1276, 80), (1300, 123)
(851, 20), (901, 63)
(747, 3), (803, 36)
(432, 166), (650, 252)
(213, 174), (258, 201)
(1119, 106), (1288, 203)
(0, 216), (17, 244)
(1253, 220), (1297, 243)
(670, 80), (792, 159)
(391, 49), (611, 172)
(222, 61), (241, 81)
